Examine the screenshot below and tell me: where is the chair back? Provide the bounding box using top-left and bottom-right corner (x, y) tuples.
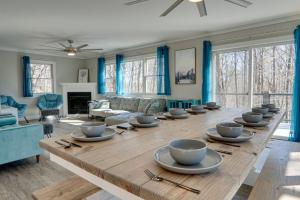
(37, 94), (63, 110)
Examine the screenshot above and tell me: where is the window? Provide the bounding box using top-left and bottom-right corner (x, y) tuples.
(144, 57), (157, 94)
(214, 42), (295, 122)
(215, 50), (249, 108)
(105, 63), (116, 93)
(31, 61), (55, 94)
(122, 55), (158, 94)
(252, 44), (295, 121)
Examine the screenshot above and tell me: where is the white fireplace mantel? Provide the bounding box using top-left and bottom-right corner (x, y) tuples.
(60, 82), (97, 116)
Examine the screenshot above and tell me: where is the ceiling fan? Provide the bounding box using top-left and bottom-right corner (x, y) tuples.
(125, 0), (252, 17)
(37, 40), (103, 56)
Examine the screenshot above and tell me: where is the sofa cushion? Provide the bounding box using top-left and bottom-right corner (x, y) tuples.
(119, 97), (140, 112)
(105, 112), (143, 126)
(108, 97), (121, 110)
(138, 98), (166, 114)
(91, 108), (112, 118)
(137, 98), (154, 113)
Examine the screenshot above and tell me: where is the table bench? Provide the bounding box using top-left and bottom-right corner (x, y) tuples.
(248, 139), (300, 200)
(32, 176), (101, 200)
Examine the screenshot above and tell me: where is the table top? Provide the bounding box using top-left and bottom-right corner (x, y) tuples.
(40, 108), (285, 200)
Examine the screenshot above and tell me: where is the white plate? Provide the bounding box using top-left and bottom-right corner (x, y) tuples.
(204, 105), (221, 110)
(164, 113), (189, 119)
(206, 128), (254, 143)
(129, 119), (160, 128)
(186, 109), (207, 114)
(154, 146), (223, 174)
(71, 128), (116, 142)
(234, 117), (269, 127)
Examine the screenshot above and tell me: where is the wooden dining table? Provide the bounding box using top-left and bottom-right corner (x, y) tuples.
(40, 108), (285, 200)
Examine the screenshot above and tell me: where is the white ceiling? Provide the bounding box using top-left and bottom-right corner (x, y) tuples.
(0, 0), (299, 58)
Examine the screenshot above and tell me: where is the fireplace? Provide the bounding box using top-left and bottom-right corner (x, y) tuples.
(67, 92), (91, 114)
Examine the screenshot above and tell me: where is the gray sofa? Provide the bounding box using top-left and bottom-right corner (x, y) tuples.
(89, 96), (167, 126)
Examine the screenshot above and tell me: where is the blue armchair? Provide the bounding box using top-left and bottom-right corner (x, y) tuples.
(0, 95), (28, 123)
(37, 94), (63, 121)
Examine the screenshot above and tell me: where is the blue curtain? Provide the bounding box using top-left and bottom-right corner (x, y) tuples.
(116, 54), (124, 95)
(290, 25), (300, 142)
(202, 41), (212, 104)
(97, 57), (106, 94)
(22, 56), (33, 97)
(157, 46), (171, 95)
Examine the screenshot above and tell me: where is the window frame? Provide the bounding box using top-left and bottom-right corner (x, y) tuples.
(31, 60), (56, 96)
(212, 37), (294, 120)
(122, 53), (158, 96)
(105, 61), (116, 95)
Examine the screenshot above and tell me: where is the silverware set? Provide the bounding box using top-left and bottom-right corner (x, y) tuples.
(215, 149), (232, 155)
(55, 139), (82, 149)
(206, 138), (241, 147)
(144, 169), (200, 194)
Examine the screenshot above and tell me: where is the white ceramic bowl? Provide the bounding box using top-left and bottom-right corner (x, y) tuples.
(242, 112), (263, 123)
(80, 122), (106, 137)
(169, 139), (207, 165)
(206, 102), (217, 108)
(216, 122), (243, 138)
(262, 103), (276, 109)
(169, 108), (186, 116)
(191, 105), (204, 111)
(136, 114), (156, 124)
(252, 107), (269, 115)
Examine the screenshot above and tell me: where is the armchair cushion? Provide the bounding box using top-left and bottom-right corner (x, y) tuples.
(37, 94), (63, 111)
(0, 95), (27, 118)
(0, 115), (17, 127)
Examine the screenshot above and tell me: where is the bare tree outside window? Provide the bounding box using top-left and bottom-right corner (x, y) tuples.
(215, 50), (249, 108)
(122, 56), (160, 94)
(105, 63), (116, 93)
(214, 43), (295, 122)
(253, 44), (295, 121)
(31, 63), (53, 94)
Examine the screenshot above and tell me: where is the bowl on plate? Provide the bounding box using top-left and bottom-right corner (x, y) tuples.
(216, 122), (243, 138)
(191, 105), (205, 111)
(242, 112), (263, 123)
(262, 103), (276, 109)
(80, 122), (106, 137)
(252, 107), (269, 115)
(169, 108), (186, 116)
(136, 114), (156, 124)
(206, 102), (217, 108)
(169, 139), (207, 165)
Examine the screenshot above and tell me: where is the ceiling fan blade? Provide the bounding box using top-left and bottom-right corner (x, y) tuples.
(224, 0), (252, 8)
(125, 0), (150, 6)
(58, 42), (67, 48)
(196, 1), (207, 17)
(160, 0), (184, 17)
(39, 45), (63, 50)
(32, 49), (64, 52)
(76, 44), (88, 49)
(79, 48), (103, 51)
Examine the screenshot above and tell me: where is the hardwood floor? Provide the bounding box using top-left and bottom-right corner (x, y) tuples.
(0, 117), (251, 200)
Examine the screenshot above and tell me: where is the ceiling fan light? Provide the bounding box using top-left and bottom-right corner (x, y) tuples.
(189, 0), (203, 2)
(67, 52), (76, 56)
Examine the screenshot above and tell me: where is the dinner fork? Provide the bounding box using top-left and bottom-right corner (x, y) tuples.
(144, 169), (200, 194)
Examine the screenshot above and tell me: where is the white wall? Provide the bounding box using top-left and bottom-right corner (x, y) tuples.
(0, 50), (85, 119)
(86, 20), (300, 100)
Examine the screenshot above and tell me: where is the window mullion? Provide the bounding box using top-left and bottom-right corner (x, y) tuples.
(248, 48), (254, 108)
